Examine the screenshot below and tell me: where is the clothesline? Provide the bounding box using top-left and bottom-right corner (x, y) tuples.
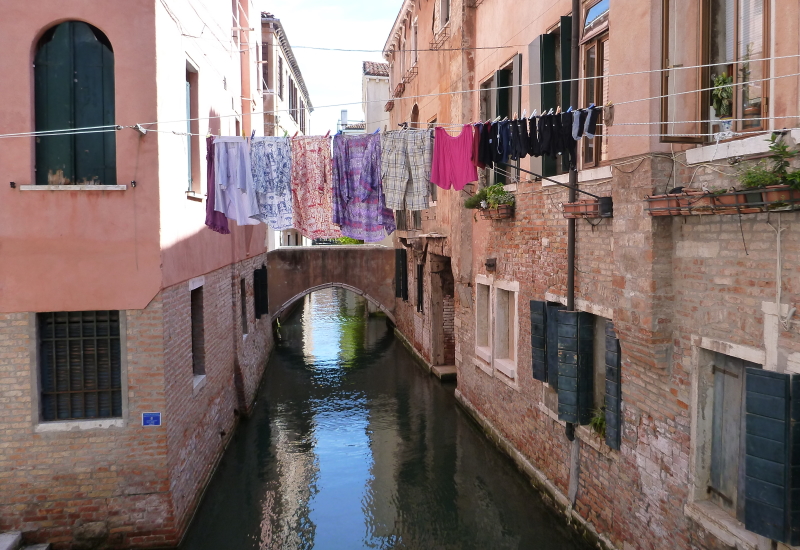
(3, 61), (799, 140)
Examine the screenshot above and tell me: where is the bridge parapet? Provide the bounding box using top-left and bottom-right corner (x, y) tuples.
(267, 246), (396, 322)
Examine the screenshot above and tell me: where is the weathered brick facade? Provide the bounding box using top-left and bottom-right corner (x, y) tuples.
(0, 255), (274, 548)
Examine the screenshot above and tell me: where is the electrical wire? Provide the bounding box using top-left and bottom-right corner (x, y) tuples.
(3, 63), (800, 140)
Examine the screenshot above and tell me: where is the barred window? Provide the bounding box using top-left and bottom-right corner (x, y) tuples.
(38, 311), (122, 421)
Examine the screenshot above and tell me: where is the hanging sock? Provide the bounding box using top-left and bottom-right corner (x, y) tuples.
(205, 136), (230, 234)
(250, 136), (293, 230)
(332, 133), (395, 242)
(584, 107), (600, 139)
(290, 135), (342, 239)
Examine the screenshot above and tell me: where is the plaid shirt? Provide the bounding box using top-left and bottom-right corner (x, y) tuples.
(381, 130), (432, 211)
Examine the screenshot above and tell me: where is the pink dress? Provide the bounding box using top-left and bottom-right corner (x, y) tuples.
(290, 136), (342, 240)
(430, 125), (479, 191)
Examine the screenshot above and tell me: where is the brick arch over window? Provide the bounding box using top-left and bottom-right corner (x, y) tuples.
(34, 21), (116, 185)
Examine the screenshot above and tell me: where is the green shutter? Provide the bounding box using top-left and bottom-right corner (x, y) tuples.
(604, 321), (622, 450)
(560, 16), (572, 110)
(744, 369), (800, 545)
(546, 303), (564, 390)
(530, 301), (546, 382)
(254, 266), (269, 319)
(557, 310), (594, 424)
(539, 33), (557, 177)
(35, 21), (115, 185)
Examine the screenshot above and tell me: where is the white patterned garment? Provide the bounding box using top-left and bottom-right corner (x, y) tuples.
(250, 137), (293, 230)
(214, 137), (260, 226)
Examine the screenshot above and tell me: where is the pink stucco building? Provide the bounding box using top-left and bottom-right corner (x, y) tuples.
(0, 0), (279, 547)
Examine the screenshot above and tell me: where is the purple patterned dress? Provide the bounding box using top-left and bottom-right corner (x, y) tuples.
(332, 133), (396, 242)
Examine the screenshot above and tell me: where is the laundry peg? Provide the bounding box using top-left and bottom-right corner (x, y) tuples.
(324, 129), (330, 137)
(530, 109), (537, 119)
(293, 131), (299, 138)
(588, 103), (596, 109)
(521, 109), (527, 119)
(547, 108), (554, 115)
(555, 106), (561, 115)
(566, 106), (573, 113)
(493, 116), (501, 122)
(512, 112), (518, 120)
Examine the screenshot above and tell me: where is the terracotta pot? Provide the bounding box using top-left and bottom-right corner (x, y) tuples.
(495, 204), (514, 219)
(712, 192), (760, 214)
(678, 191), (713, 214)
(562, 199), (600, 219)
(762, 185), (800, 206)
(646, 194), (680, 216)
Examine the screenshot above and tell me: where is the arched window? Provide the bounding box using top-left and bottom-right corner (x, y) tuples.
(34, 21), (116, 185)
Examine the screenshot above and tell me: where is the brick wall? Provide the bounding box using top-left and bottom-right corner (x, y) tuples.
(0, 253), (274, 549)
(450, 155), (800, 550)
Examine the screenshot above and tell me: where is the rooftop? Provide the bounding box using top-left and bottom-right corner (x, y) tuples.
(363, 61), (389, 77)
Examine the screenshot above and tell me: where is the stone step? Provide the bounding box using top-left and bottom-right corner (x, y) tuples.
(22, 545), (51, 550)
(431, 364), (457, 381)
(0, 532), (22, 550)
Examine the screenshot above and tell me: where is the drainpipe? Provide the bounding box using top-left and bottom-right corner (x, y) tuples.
(565, 0), (580, 444)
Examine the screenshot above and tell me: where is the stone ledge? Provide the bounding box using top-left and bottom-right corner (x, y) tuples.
(684, 501), (766, 550)
(18, 185), (127, 191)
(34, 418), (125, 433)
(0, 531), (22, 550)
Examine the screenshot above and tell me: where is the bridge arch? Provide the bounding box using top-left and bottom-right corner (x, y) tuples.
(266, 245), (396, 324)
(273, 282), (395, 324)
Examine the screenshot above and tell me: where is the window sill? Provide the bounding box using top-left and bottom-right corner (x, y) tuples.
(686, 128), (800, 165)
(19, 184), (127, 191)
(473, 355), (492, 375)
(684, 500), (765, 550)
(35, 418), (124, 433)
(494, 357), (516, 380)
(475, 345), (492, 364)
(186, 190), (204, 202)
(542, 166), (611, 187)
(193, 374), (207, 395)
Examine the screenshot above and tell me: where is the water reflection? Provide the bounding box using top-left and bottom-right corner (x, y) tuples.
(179, 288), (588, 550)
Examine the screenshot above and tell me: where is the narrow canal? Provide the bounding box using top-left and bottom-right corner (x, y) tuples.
(179, 287), (589, 550)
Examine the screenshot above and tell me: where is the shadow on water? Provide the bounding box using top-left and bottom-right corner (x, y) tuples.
(179, 287), (590, 550)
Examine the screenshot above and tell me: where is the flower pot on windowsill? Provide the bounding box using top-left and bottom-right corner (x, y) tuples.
(562, 199), (600, 219)
(480, 205), (514, 220)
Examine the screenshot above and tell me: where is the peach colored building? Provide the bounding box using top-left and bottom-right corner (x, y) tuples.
(0, 0), (277, 547)
(385, 1), (800, 549)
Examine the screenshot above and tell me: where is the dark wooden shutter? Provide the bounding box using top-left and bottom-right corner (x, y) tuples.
(35, 21), (116, 185)
(559, 16), (573, 110)
(557, 310), (594, 424)
(546, 303), (564, 390)
(395, 248), (408, 301)
(604, 321), (622, 450)
(416, 264), (424, 312)
(744, 369), (800, 545)
(530, 301), (547, 382)
(254, 265), (269, 319)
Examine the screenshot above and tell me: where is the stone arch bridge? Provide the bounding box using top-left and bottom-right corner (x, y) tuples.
(266, 245), (396, 323)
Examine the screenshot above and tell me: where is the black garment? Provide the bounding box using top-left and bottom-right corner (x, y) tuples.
(538, 115), (550, 158)
(528, 116), (541, 157)
(479, 122), (494, 168)
(514, 118), (529, 160)
(551, 114), (564, 159)
(585, 107), (600, 138)
(561, 111), (578, 170)
(490, 122), (502, 164)
(509, 119), (521, 161)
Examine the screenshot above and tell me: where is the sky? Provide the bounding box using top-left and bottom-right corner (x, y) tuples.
(260, 0), (400, 135)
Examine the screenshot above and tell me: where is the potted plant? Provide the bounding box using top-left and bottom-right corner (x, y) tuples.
(740, 133), (800, 208)
(563, 199), (600, 218)
(711, 73), (734, 131)
(464, 183), (515, 219)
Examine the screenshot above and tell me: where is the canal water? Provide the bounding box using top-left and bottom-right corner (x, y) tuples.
(179, 287), (588, 550)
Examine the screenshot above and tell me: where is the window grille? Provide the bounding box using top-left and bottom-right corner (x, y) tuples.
(38, 311), (122, 421)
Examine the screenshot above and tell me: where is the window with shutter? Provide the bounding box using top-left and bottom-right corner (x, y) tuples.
(743, 367), (800, 545)
(191, 287), (205, 376)
(240, 278), (248, 336)
(394, 248), (409, 300)
(38, 311), (122, 421)
(34, 21), (116, 185)
(529, 301), (565, 388)
(604, 321), (622, 450)
(416, 264), (424, 313)
(557, 310), (594, 424)
(254, 265), (269, 319)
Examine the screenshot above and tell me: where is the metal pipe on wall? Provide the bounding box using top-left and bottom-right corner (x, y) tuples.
(567, 0), (580, 313)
